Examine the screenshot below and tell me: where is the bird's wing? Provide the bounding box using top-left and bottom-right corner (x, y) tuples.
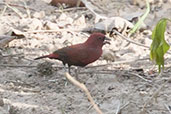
(53, 44), (92, 66)
(68, 45), (89, 64)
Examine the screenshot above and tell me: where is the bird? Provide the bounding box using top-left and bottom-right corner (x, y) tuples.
(34, 33), (110, 73)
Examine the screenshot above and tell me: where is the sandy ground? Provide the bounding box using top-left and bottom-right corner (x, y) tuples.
(0, 0), (171, 114)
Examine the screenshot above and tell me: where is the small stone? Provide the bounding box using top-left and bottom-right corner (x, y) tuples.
(102, 49), (117, 62)
(45, 21), (59, 30)
(58, 13), (67, 20)
(32, 11), (45, 19)
(139, 91), (148, 96)
(28, 18), (43, 30)
(73, 15), (86, 28)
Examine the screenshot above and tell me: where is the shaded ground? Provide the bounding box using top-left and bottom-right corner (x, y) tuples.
(0, 0), (171, 114)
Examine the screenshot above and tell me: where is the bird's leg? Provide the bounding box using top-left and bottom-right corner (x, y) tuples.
(64, 64), (72, 87)
(75, 67), (81, 81)
(68, 65), (71, 74)
(63, 62), (67, 71)
(63, 63), (69, 86)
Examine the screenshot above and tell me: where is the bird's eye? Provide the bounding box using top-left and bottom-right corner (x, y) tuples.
(99, 37), (103, 40)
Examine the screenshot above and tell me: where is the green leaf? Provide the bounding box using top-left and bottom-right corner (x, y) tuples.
(129, 0), (150, 35)
(150, 18), (170, 73)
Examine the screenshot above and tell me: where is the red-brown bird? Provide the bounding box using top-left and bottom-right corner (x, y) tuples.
(35, 33), (110, 73)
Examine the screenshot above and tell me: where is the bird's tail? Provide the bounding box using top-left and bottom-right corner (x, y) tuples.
(34, 55), (49, 60)
(34, 54), (59, 60)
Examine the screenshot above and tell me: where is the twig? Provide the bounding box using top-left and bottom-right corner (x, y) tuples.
(113, 30), (171, 54)
(128, 72), (152, 83)
(164, 104), (171, 114)
(23, 1), (31, 18)
(120, 102), (130, 110)
(87, 99), (98, 111)
(55, 7), (87, 13)
(0, 2), (36, 11)
(2, 53), (23, 57)
(114, 102), (130, 114)
(115, 101), (121, 114)
(80, 71), (118, 74)
(0, 5), (7, 16)
(0, 64), (36, 68)
(65, 72), (103, 114)
(26, 29), (80, 34)
(48, 79), (59, 82)
(113, 30), (149, 49)
(85, 57), (150, 69)
(5, 3), (24, 18)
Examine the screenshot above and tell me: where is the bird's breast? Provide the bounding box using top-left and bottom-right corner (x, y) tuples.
(82, 47), (102, 65)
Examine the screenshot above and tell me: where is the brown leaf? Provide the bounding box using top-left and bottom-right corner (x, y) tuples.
(50, 0), (85, 7)
(0, 35), (16, 48)
(11, 28), (25, 39)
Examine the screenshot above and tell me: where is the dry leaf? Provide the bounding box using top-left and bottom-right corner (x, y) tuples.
(50, 0), (84, 7)
(0, 35), (16, 48)
(45, 21), (59, 30)
(82, 17), (134, 34)
(11, 28), (25, 38)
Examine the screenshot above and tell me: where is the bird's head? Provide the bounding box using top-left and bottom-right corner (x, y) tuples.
(85, 33), (110, 47)
(85, 33), (110, 48)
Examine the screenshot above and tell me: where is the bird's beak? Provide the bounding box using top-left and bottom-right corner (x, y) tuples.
(104, 37), (111, 45)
